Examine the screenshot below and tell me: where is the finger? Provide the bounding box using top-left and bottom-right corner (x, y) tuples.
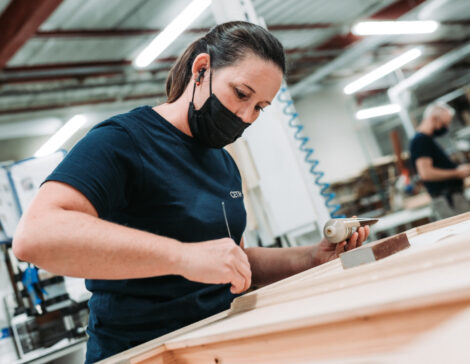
(230, 271), (246, 294)
(234, 248), (251, 275)
(229, 247), (251, 293)
(235, 259), (252, 292)
(231, 253), (251, 293)
(234, 244), (250, 263)
(356, 227), (365, 247)
(335, 241), (347, 256)
(357, 230), (364, 247)
(358, 227), (365, 243)
(348, 232), (359, 250)
(365, 225), (370, 239)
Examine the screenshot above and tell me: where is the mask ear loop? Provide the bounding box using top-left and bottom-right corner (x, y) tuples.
(191, 67), (211, 103)
(209, 69), (212, 95)
(192, 66), (208, 101)
(191, 80), (197, 103)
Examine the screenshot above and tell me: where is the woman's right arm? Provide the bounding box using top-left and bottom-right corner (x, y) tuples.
(12, 181), (251, 293)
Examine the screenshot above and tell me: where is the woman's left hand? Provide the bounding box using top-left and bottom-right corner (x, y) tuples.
(312, 225), (370, 266)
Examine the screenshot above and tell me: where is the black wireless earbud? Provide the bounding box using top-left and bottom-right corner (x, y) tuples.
(195, 68), (206, 85)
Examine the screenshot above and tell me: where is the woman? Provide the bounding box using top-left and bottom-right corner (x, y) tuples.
(13, 21), (369, 363)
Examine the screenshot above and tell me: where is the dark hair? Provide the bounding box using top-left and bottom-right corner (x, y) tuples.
(166, 21), (286, 103)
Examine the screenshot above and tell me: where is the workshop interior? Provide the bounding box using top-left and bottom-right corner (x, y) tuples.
(1, 0), (470, 363)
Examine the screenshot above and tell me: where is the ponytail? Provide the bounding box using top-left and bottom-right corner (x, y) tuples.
(166, 38), (208, 103)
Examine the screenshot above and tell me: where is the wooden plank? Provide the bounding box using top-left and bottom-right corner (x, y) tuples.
(99, 311), (229, 364)
(228, 230), (470, 315)
(241, 212), (470, 300)
(136, 298), (470, 363)
(107, 232), (470, 363)
(405, 211), (470, 238)
(104, 214), (470, 363)
(0, 0), (63, 68)
(230, 215), (470, 315)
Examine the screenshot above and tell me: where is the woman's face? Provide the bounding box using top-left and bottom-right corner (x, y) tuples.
(191, 53), (283, 124)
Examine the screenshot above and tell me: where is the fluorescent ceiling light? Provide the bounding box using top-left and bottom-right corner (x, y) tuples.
(0, 118), (62, 140)
(352, 21), (439, 35)
(133, 0), (212, 68)
(344, 48), (422, 95)
(34, 115), (87, 157)
(356, 104), (401, 120)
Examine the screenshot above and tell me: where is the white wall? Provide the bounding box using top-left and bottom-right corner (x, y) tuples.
(294, 85), (382, 183)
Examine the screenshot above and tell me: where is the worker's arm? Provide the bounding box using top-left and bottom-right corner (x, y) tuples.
(244, 226), (369, 287)
(13, 181), (251, 294)
(415, 157), (470, 181)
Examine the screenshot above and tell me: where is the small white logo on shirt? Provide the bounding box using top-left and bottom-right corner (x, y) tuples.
(230, 191), (243, 198)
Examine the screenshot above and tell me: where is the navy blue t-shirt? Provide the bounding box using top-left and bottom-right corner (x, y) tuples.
(45, 106), (247, 359)
(410, 132), (462, 196)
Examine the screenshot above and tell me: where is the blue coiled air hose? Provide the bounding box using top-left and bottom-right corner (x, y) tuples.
(277, 86), (344, 218)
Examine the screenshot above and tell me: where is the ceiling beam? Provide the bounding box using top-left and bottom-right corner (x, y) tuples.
(0, 72), (122, 85)
(0, 92), (166, 116)
(33, 23), (337, 39)
(0, 0), (63, 69)
(0, 59), (175, 84)
(35, 20), (470, 39)
(0, 79), (166, 97)
(3, 58), (176, 72)
(35, 27), (209, 38)
(4, 35), (465, 79)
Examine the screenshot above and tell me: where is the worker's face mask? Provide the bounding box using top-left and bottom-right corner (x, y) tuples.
(188, 70), (251, 149)
(433, 126), (448, 137)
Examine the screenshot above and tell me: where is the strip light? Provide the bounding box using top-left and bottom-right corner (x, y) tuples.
(133, 0), (212, 68)
(352, 21), (439, 35)
(356, 104), (401, 120)
(34, 115), (87, 157)
(344, 48), (422, 95)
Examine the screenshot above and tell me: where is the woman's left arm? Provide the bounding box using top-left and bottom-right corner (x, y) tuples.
(243, 226), (369, 287)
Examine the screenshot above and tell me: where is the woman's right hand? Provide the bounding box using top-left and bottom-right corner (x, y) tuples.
(177, 238), (252, 294)
(457, 164), (470, 179)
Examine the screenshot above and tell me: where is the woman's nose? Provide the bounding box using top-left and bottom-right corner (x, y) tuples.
(236, 109), (255, 124)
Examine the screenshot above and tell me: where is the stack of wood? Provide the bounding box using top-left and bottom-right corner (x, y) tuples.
(102, 213), (470, 364)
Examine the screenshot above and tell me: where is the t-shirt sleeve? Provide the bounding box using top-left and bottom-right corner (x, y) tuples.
(410, 135), (435, 161)
(44, 122), (142, 218)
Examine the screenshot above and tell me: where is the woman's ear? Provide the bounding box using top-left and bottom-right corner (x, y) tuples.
(191, 53), (211, 82)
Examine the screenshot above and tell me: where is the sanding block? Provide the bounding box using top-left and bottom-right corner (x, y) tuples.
(340, 232), (410, 269)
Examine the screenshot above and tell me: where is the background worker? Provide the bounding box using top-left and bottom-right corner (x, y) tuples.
(410, 103), (470, 218)
(12, 21), (370, 363)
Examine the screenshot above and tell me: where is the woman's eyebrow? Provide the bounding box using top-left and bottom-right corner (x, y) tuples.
(239, 83), (271, 105)
(242, 83), (256, 93)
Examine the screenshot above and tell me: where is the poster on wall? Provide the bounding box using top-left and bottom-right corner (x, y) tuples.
(0, 167), (21, 239)
(0, 150), (65, 239)
(9, 151), (65, 214)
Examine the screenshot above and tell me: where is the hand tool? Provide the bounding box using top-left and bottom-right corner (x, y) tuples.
(323, 217), (379, 243)
(222, 201), (232, 239)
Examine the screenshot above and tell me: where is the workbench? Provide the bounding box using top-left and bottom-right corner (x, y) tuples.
(101, 213), (470, 363)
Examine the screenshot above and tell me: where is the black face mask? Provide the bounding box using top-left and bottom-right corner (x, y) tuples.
(188, 71), (251, 149)
(433, 126), (448, 137)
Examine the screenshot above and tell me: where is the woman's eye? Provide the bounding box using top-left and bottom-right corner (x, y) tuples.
(235, 89), (247, 99)
(255, 105), (264, 112)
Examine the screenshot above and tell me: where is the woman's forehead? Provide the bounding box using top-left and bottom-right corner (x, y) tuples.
(217, 57), (282, 97)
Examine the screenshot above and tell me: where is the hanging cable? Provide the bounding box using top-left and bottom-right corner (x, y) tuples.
(277, 87), (344, 218)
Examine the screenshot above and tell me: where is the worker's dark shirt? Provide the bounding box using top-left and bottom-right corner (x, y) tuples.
(45, 106), (246, 363)
(410, 132), (462, 196)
